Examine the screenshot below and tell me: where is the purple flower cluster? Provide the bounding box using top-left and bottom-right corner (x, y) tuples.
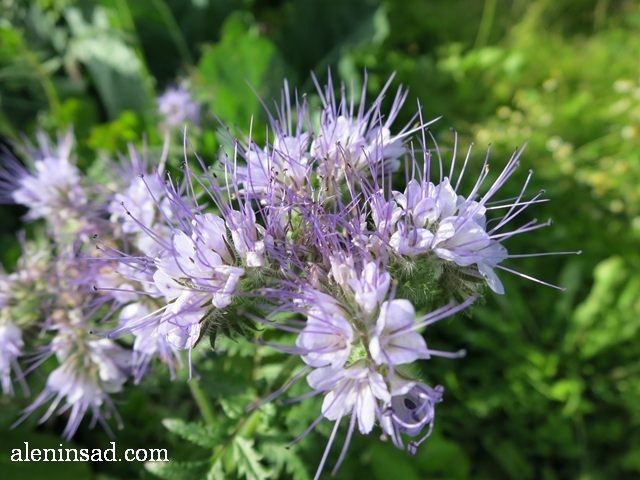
(277, 260), (475, 476)
(196, 74), (571, 476)
(157, 84), (200, 129)
(0, 72), (574, 474)
(0, 131), (145, 438)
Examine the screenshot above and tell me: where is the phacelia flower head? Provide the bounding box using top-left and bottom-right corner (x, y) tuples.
(310, 73), (410, 180)
(259, 254), (475, 479)
(110, 209), (245, 354)
(0, 70), (575, 477)
(368, 133), (579, 295)
(16, 319), (131, 440)
(101, 153), (269, 376)
(234, 73), (438, 207)
(157, 84), (200, 129)
(107, 146), (173, 256)
(0, 130), (89, 235)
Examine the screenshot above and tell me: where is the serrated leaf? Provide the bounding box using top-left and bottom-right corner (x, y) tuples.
(232, 437), (270, 480)
(206, 461), (226, 480)
(219, 392), (254, 420)
(261, 442), (310, 480)
(145, 459), (210, 480)
(162, 418), (223, 449)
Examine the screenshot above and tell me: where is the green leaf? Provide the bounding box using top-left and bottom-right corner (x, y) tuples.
(232, 437), (269, 480)
(261, 442), (310, 480)
(86, 110), (144, 154)
(219, 392), (254, 420)
(145, 459), (210, 480)
(195, 12), (288, 137)
(206, 461), (226, 480)
(162, 418), (223, 449)
(64, 5), (153, 119)
(369, 442), (422, 480)
(569, 256), (640, 359)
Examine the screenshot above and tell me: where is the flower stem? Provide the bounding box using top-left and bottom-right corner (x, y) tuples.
(475, 0), (497, 48)
(188, 378), (216, 427)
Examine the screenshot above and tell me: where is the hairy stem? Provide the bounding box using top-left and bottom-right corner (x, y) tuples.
(188, 378), (216, 426)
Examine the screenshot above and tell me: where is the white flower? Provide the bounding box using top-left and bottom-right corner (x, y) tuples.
(241, 134), (310, 195)
(12, 131), (86, 222)
(109, 174), (172, 256)
(0, 323), (24, 395)
(347, 261), (390, 315)
(296, 293), (354, 369)
(369, 299), (429, 365)
(157, 85), (200, 128)
(227, 206), (266, 267)
(18, 336), (130, 440)
(308, 363), (391, 434)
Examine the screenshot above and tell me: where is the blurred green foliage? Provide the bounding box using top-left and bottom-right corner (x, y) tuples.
(1, 0), (639, 478)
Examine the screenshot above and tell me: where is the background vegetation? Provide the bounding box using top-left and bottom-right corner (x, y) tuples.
(1, 0), (638, 478)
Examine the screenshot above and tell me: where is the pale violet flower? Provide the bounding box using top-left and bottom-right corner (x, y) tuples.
(310, 73), (420, 180)
(156, 293), (205, 350)
(304, 362), (392, 479)
(103, 162), (268, 369)
(157, 85), (200, 128)
(227, 205), (266, 267)
(118, 302), (181, 382)
(4, 131), (87, 227)
(346, 261), (391, 315)
(296, 291), (354, 369)
(380, 375), (444, 454)
(369, 299), (430, 366)
(375, 172), (513, 294)
(239, 133), (310, 196)
(108, 173), (172, 256)
(112, 211), (246, 353)
(16, 336), (130, 440)
(0, 323), (25, 395)
(329, 253), (356, 289)
(308, 363), (390, 435)
(154, 214), (244, 310)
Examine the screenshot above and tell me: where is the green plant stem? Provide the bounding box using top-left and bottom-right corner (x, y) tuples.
(593, 0), (609, 30)
(117, 0), (159, 109)
(209, 410), (261, 466)
(151, 0), (194, 65)
(22, 48), (60, 115)
(188, 378), (216, 426)
(475, 0), (497, 48)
